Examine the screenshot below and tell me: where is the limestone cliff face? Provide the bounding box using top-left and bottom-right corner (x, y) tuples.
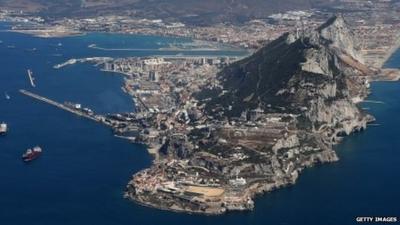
(204, 15), (372, 140)
(194, 16), (375, 188)
(318, 15), (364, 64)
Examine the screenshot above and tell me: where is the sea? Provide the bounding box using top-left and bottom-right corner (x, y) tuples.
(0, 22), (399, 225)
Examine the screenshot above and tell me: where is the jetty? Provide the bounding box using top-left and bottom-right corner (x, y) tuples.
(19, 89), (100, 122)
(27, 69), (36, 87)
(53, 57), (113, 69)
(19, 89), (141, 138)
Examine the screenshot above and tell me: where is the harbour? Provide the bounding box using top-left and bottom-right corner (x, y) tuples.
(19, 89), (142, 140)
(19, 89), (100, 122)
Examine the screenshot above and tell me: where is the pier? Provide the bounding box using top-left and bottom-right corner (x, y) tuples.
(19, 89), (100, 122)
(27, 69), (36, 87)
(19, 90), (141, 138)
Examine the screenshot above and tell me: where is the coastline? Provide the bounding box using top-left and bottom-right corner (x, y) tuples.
(7, 29), (85, 38)
(88, 44), (242, 52)
(1, 20), (250, 53)
(377, 34), (400, 69)
(373, 38), (400, 81)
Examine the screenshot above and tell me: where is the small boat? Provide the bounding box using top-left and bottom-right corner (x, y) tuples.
(24, 48), (37, 52)
(5, 92), (10, 100)
(0, 122), (7, 135)
(22, 146), (42, 162)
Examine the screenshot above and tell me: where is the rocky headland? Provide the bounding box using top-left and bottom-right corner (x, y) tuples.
(123, 15), (377, 214)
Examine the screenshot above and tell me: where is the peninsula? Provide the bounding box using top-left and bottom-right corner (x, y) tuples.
(40, 15), (393, 215)
(120, 15), (377, 214)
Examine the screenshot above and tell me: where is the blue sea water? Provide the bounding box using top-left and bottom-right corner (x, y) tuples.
(0, 24), (399, 225)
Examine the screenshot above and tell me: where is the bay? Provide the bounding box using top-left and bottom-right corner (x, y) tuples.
(0, 24), (399, 225)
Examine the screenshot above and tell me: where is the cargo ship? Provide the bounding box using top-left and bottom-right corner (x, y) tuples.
(22, 146), (42, 162)
(0, 122), (7, 135)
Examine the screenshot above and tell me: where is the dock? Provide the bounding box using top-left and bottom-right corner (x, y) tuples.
(19, 89), (142, 141)
(27, 69), (36, 87)
(19, 89), (100, 122)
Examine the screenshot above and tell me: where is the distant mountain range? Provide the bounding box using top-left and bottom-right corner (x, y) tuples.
(0, 0), (335, 24)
